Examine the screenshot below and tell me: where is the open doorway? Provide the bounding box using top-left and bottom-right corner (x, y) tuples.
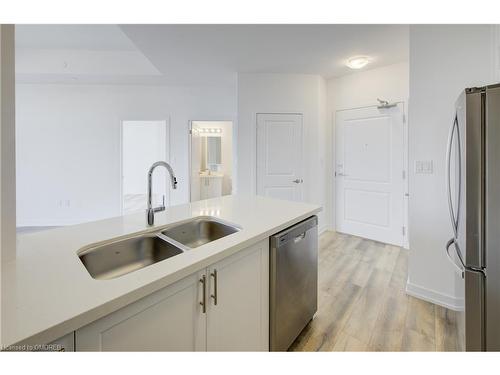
(189, 121), (233, 202)
(121, 120), (170, 215)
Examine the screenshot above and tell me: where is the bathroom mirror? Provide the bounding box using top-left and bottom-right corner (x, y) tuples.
(206, 136), (222, 166)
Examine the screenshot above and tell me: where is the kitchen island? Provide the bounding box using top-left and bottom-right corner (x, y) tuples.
(2, 195), (321, 351)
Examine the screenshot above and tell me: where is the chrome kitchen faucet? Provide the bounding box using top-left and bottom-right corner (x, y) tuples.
(147, 161), (177, 226)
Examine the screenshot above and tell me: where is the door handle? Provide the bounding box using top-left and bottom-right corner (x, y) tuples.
(336, 172), (348, 177)
(292, 178), (303, 184)
(445, 238), (465, 278)
(210, 269), (218, 305)
(199, 275), (207, 313)
(446, 114), (462, 238)
(293, 232), (306, 243)
(455, 115), (463, 233)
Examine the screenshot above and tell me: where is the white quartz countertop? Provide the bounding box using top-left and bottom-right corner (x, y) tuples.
(1, 195), (321, 348)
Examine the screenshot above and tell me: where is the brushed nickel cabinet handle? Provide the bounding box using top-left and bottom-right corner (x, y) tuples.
(200, 275), (206, 313)
(210, 269), (218, 305)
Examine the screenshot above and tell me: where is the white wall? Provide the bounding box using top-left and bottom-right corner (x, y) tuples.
(328, 62), (409, 112)
(122, 120), (169, 214)
(237, 73), (328, 231)
(122, 121), (167, 196)
(407, 25), (495, 309)
(219, 122), (233, 195)
(326, 62), (410, 240)
(16, 83), (236, 226)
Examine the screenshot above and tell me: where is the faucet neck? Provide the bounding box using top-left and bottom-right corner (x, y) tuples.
(146, 161), (177, 225)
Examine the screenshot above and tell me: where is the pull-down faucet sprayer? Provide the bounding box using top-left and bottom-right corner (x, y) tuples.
(146, 161), (177, 226)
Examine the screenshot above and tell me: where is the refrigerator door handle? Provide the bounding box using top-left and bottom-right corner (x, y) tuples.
(446, 114), (462, 238)
(446, 238), (465, 278)
(455, 114), (463, 234)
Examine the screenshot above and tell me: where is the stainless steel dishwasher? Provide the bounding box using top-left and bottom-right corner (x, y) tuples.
(270, 215), (318, 351)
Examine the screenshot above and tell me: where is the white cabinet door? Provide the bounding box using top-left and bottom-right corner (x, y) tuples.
(206, 240), (269, 351)
(200, 176), (223, 199)
(75, 272), (206, 351)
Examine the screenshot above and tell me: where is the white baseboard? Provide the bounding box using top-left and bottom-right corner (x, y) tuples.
(406, 280), (464, 311)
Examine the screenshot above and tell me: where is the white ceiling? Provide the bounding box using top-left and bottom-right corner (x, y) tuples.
(16, 24), (409, 85)
(16, 25), (137, 51)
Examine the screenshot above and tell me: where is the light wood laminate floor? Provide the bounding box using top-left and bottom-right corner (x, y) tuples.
(290, 231), (460, 351)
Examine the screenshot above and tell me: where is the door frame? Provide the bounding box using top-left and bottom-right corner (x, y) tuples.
(255, 112), (305, 202)
(188, 119), (236, 203)
(331, 102), (409, 248)
(119, 119), (171, 215)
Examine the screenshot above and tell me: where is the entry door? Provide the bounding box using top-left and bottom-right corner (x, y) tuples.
(335, 105), (405, 246)
(256, 113), (303, 201)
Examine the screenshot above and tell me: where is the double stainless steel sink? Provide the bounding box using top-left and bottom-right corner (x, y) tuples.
(160, 217), (240, 249)
(78, 217), (240, 280)
(78, 234), (183, 281)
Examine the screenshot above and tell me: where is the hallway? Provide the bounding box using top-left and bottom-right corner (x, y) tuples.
(290, 231), (460, 351)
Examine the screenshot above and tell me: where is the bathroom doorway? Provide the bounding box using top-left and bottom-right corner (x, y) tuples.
(189, 121), (234, 202)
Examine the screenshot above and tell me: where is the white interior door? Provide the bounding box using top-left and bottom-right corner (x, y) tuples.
(256, 113), (303, 202)
(122, 120), (169, 215)
(335, 105), (405, 246)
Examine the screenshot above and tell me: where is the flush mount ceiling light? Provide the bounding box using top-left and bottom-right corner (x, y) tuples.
(346, 56), (371, 70)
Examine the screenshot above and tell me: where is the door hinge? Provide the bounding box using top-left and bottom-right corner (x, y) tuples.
(403, 114), (406, 123)
(402, 170), (406, 179)
(402, 226), (406, 236)
(189, 129), (193, 134)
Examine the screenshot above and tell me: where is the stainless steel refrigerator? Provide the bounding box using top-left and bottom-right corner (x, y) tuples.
(446, 84), (500, 351)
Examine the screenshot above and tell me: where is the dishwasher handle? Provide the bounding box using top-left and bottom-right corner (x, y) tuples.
(271, 216), (318, 248)
(293, 232), (306, 243)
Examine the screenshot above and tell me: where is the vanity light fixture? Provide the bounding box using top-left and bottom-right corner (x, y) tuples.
(346, 56), (371, 70)
(197, 128), (222, 134)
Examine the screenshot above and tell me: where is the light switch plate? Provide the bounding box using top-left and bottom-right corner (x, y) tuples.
(415, 160), (433, 174)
